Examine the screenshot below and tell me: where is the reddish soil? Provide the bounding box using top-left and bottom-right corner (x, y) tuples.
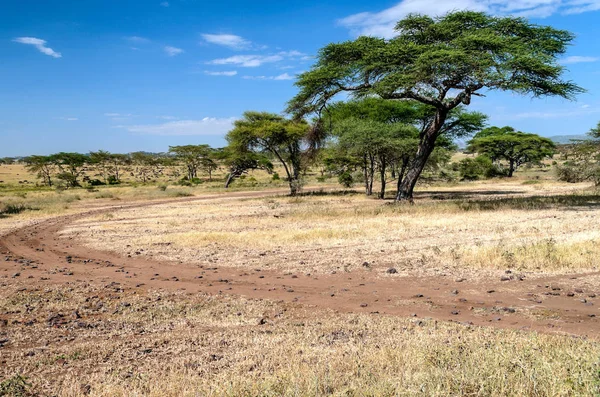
(1, 191), (599, 338)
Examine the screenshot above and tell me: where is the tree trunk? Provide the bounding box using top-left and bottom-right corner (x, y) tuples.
(508, 160), (515, 177)
(396, 157), (408, 197)
(225, 172), (236, 188)
(379, 154), (386, 200)
(396, 109), (448, 202)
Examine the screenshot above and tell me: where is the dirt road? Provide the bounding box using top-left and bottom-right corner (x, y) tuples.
(2, 190), (598, 337)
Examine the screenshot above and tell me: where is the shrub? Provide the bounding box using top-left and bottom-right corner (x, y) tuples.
(338, 171), (354, 188)
(272, 172), (280, 181)
(457, 156), (493, 180)
(158, 184), (168, 191)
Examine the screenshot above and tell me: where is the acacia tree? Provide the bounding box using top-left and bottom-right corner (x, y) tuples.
(557, 121), (600, 185)
(226, 111), (309, 195)
(25, 155), (56, 186)
(467, 127), (556, 177)
(324, 98), (485, 197)
(53, 152), (88, 187)
(217, 148), (274, 188)
(130, 152), (163, 183)
(168, 145), (213, 181)
(288, 11), (583, 201)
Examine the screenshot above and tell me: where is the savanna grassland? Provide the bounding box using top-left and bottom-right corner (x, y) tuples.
(1, 163), (600, 396)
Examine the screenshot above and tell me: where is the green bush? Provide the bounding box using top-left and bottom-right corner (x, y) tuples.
(272, 172), (280, 181)
(338, 171), (354, 188)
(455, 156), (507, 180)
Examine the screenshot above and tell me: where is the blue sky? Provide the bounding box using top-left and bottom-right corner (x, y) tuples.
(1, 0), (600, 157)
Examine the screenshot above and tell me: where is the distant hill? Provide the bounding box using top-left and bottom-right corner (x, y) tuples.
(548, 134), (590, 145)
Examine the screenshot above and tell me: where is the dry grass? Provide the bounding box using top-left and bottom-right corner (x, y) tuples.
(62, 181), (600, 278)
(0, 282), (598, 396)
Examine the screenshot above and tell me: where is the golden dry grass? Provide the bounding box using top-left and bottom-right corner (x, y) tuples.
(1, 282), (598, 396)
(62, 180), (600, 278)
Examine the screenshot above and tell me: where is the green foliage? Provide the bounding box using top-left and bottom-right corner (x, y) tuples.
(467, 127), (555, 177)
(272, 172), (280, 181)
(0, 374), (31, 396)
(556, 125), (600, 185)
(337, 171), (354, 188)
(169, 145), (215, 180)
(288, 11), (582, 117)
(226, 111), (309, 195)
(456, 156), (494, 180)
(287, 11), (581, 199)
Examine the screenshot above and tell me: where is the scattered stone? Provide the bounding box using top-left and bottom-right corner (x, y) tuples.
(575, 288), (584, 294)
(258, 318), (267, 325)
(0, 339), (9, 348)
(567, 292), (575, 297)
(487, 290), (495, 294)
(451, 289), (459, 295)
(386, 268), (398, 274)
(455, 278), (466, 283)
(360, 303), (368, 308)
(362, 262), (371, 268)
(500, 276), (511, 282)
(451, 310), (459, 315)
(589, 314), (596, 318)
(413, 294), (424, 298)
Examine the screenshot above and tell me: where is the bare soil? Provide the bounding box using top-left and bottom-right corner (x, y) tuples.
(1, 190), (598, 339)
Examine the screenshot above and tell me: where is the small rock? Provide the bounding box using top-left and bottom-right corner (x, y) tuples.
(451, 289), (459, 295)
(455, 278), (466, 283)
(386, 268), (398, 274)
(258, 318), (267, 325)
(487, 290), (496, 294)
(360, 303), (368, 308)
(451, 310), (459, 315)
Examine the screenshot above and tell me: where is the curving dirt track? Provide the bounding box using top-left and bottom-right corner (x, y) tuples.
(1, 190), (599, 338)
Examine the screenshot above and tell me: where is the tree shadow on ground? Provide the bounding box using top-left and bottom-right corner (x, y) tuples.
(453, 194), (600, 211)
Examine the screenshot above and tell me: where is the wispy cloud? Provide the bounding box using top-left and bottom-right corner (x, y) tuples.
(207, 54), (283, 67)
(339, 0), (600, 38)
(561, 55), (599, 64)
(164, 46), (184, 56)
(124, 36), (150, 44)
(13, 37), (62, 58)
(243, 73), (294, 81)
(512, 106), (600, 119)
(122, 117), (236, 136)
(55, 117), (78, 121)
(204, 70), (238, 76)
(206, 51), (307, 68)
(160, 1), (170, 7)
(104, 112), (134, 122)
(201, 33), (251, 50)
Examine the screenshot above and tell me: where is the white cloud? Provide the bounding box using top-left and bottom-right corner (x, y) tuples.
(339, 0), (600, 38)
(512, 106), (600, 119)
(243, 73), (294, 81)
(160, 1), (170, 6)
(104, 113), (132, 117)
(207, 54), (284, 67)
(201, 33), (251, 50)
(164, 46), (184, 56)
(204, 70), (238, 76)
(56, 117), (78, 121)
(122, 117), (236, 136)
(125, 36), (150, 43)
(13, 37), (62, 58)
(561, 55), (599, 64)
